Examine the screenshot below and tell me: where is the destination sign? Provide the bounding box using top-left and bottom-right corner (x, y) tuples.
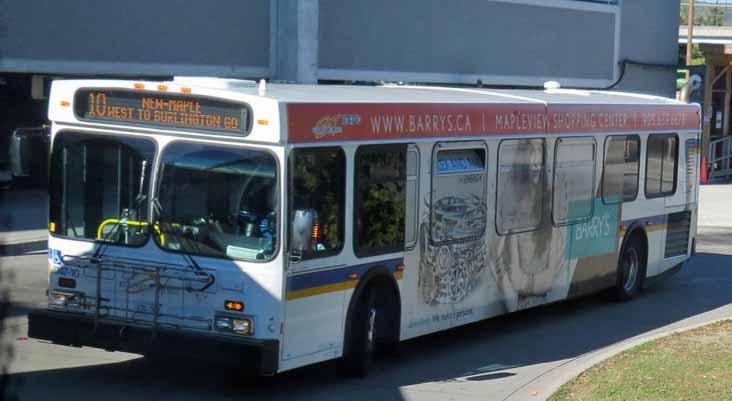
(74, 89), (250, 135)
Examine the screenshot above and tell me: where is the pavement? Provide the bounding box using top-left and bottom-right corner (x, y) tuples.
(0, 186), (731, 401)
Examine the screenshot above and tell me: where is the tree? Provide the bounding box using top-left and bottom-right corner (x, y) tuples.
(681, 2), (725, 26)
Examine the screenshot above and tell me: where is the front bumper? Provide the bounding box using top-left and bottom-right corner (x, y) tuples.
(28, 309), (279, 375)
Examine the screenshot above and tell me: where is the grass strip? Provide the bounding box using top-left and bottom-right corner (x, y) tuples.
(550, 320), (732, 401)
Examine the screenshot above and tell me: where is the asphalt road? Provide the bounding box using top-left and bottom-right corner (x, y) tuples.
(0, 231), (730, 401)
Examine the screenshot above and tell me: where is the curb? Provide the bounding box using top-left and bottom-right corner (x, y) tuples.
(506, 317), (730, 401)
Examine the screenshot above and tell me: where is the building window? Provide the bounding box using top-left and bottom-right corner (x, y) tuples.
(430, 146), (487, 243)
(602, 135), (640, 204)
(354, 144), (406, 257)
(645, 134), (678, 198)
(289, 147), (346, 259)
(553, 137), (596, 225)
(496, 138), (545, 235)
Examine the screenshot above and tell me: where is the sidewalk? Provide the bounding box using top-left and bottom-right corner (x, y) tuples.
(697, 184), (732, 229)
(0, 188), (48, 255)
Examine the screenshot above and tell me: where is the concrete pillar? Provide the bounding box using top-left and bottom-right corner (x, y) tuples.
(276, 0), (319, 84)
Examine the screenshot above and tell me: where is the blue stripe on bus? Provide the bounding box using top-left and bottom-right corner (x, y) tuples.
(286, 257), (403, 293)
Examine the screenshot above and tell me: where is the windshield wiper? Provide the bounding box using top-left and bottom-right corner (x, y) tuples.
(152, 204), (214, 291)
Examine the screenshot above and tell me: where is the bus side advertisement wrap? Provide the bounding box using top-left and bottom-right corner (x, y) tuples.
(73, 89), (251, 136)
(286, 103), (700, 143)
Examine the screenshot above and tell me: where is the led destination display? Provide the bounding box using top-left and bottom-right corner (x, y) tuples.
(74, 89), (250, 135)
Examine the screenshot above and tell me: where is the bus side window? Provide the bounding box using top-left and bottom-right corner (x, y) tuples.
(553, 137), (596, 225)
(289, 147), (346, 259)
(645, 134), (678, 198)
(354, 144), (407, 257)
(496, 138), (545, 235)
(430, 145), (487, 243)
(602, 135), (640, 204)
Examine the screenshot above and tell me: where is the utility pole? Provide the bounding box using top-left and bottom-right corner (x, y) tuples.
(686, 0), (695, 81)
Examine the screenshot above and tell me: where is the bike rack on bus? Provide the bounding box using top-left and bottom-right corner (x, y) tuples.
(58, 255), (216, 336)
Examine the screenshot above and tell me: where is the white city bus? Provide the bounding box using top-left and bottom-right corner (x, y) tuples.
(29, 77), (701, 375)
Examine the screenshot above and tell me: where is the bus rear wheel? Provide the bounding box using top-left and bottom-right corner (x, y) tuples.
(615, 236), (645, 301)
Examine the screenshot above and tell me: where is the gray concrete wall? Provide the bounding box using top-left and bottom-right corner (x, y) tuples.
(0, 0), (273, 77)
(317, 0), (618, 87)
(614, 0), (681, 97)
(0, 0), (680, 96)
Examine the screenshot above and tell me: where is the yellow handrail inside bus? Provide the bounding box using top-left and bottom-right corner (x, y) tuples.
(96, 219), (165, 245)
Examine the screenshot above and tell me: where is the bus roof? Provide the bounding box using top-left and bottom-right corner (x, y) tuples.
(261, 83), (682, 105)
(49, 79), (700, 145)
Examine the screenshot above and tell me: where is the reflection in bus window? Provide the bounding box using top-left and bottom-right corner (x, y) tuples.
(497, 139), (545, 235)
(602, 135), (640, 203)
(289, 147), (345, 259)
(405, 146), (420, 248)
(48, 132), (155, 245)
(645, 134), (678, 198)
(354, 144), (406, 257)
(553, 137), (596, 225)
(155, 142), (278, 261)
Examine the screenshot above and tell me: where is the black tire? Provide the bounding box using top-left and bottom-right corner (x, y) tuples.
(341, 290), (377, 376)
(614, 236), (645, 301)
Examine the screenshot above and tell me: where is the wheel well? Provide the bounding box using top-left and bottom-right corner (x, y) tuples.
(343, 268), (401, 353)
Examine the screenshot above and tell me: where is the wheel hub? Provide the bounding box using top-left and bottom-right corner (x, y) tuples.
(622, 247), (639, 292)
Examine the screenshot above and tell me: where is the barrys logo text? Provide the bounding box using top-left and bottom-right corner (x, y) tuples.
(312, 114), (362, 138)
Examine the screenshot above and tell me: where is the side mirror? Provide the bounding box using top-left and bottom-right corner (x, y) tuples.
(290, 209), (318, 257)
(9, 126), (49, 183)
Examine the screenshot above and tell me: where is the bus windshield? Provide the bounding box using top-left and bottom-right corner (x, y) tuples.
(49, 132), (155, 245)
(154, 142), (278, 262)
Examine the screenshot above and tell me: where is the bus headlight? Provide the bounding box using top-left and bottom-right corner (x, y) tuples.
(232, 318), (252, 334)
(49, 291), (82, 308)
(215, 316), (233, 331)
(215, 316), (253, 335)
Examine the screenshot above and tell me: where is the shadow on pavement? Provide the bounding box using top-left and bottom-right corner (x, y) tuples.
(0, 189), (47, 233)
(0, 241), (47, 257)
(7, 251), (732, 401)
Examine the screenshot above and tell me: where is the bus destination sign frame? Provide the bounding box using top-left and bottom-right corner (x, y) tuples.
(74, 89), (251, 136)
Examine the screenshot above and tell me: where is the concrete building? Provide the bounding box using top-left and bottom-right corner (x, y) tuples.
(680, 25), (732, 180)
(0, 0), (681, 182)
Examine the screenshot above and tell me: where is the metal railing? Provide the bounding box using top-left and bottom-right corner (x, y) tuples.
(709, 135), (732, 181)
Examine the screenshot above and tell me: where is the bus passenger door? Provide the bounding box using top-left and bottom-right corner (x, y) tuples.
(282, 147), (347, 361)
(283, 254), (346, 361)
(419, 141), (489, 330)
(645, 134), (687, 276)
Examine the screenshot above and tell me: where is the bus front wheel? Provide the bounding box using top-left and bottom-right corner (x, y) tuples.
(341, 289), (378, 376)
(614, 235), (646, 301)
